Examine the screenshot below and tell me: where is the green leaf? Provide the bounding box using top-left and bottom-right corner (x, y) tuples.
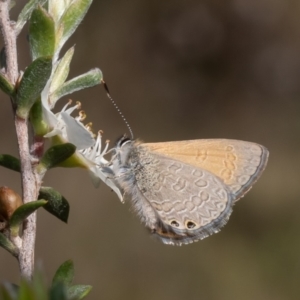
(9, 200), (47, 237)
(0, 72), (14, 96)
(50, 46), (75, 94)
(0, 287), (13, 300)
(67, 285), (92, 300)
(48, 1), (68, 24)
(56, 0), (93, 51)
(16, 56), (52, 119)
(0, 285), (14, 300)
(50, 68), (102, 103)
(31, 270), (48, 300)
(0, 232), (18, 257)
(30, 98), (49, 136)
(15, 0), (48, 36)
(17, 280), (35, 300)
(0, 282), (19, 300)
(29, 6), (55, 60)
(39, 187), (69, 223)
(0, 155), (21, 172)
(49, 282), (68, 300)
(39, 143), (76, 171)
(52, 260), (74, 287)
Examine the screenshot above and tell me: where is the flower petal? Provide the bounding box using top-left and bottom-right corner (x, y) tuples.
(60, 112), (94, 150)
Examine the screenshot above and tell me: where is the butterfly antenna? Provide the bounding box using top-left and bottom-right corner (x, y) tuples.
(101, 79), (134, 139)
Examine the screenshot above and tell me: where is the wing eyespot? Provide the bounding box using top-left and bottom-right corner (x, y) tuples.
(185, 220), (197, 229)
(170, 220), (180, 228)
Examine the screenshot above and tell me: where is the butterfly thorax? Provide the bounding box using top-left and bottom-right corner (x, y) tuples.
(113, 140), (161, 196)
(112, 140), (161, 230)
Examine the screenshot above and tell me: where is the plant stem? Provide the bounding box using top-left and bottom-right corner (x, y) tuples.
(0, 0), (18, 82)
(0, 0), (39, 280)
(15, 117), (39, 280)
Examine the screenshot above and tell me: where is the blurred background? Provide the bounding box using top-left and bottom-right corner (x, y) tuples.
(0, 0), (299, 299)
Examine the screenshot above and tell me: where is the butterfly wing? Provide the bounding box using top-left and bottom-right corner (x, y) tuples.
(144, 139), (268, 201)
(113, 139), (268, 245)
(132, 149), (234, 245)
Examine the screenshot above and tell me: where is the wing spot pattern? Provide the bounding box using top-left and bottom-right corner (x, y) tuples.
(152, 202), (162, 211)
(168, 163), (182, 173)
(226, 146), (234, 151)
(226, 153), (237, 161)
(220, 169), (233, 181)
(162, 201), (173, 213)
(192, 195), (202, 206)
(192, 169), (204, 177)
(186, 221), (197, 229)
(195, 179), (208, 187)
(200, 191), (209, 201)
(184, 201), (195, 211)
(170, 220), (180, 228)
(174, 201), (185, 212)
(224, 160), (236, 170)
(215, 188), (227, 199)
(173, 178), (187, 191)
(196, 149), (208, 162)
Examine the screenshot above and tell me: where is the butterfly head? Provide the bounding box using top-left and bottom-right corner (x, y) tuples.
(112, 135), (135, 166)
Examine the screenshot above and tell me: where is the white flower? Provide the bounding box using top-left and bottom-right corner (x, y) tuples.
(41, 93), (123, 202)
(81, 130), (124, 202)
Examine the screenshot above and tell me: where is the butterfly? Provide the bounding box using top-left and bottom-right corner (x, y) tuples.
(106, 137), (269, 246)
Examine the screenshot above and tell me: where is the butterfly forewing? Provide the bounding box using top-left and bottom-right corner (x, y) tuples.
(144, 139), (269, 201)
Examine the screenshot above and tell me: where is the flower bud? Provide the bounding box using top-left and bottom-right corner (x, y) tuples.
(0, 187), (22, 221)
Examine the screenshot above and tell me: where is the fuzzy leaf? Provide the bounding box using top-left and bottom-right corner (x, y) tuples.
(50, 68), (102, 103)
(0, 155), (21, 172)
(48, 1), (70, 24)
(39, 187), (69, 223)
(52, 260), (74, 287)
(67, 285), (92, 300)
(0, 72), (14, 96)
(0, 282), (18, 300)
(30, 98), (49, 136)
(17, 280), (36, 300)
(0, 285), (14, 300)
(56, 0), (93, 51)
(29, 6), (55, 60)
(9, 200), (47, 237)
(50, 46), (75, 94)
(49, 282), (68, 300)
(16, 57), (52, 119)
(15, 0), (48, 36)
(0, 286), (14, 300)
(0, 232), (18, 257)
(39, 143), (76, 171)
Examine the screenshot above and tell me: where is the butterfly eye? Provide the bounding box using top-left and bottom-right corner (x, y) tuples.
(117, 136), (132, 147)
(186, 221), (197, 229)
(170, 220), (180, 228)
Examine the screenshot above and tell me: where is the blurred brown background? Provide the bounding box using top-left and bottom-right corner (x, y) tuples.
(0, 0), (299, 299)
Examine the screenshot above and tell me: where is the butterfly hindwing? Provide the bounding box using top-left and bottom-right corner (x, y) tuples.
(134, 147), (234, 245)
